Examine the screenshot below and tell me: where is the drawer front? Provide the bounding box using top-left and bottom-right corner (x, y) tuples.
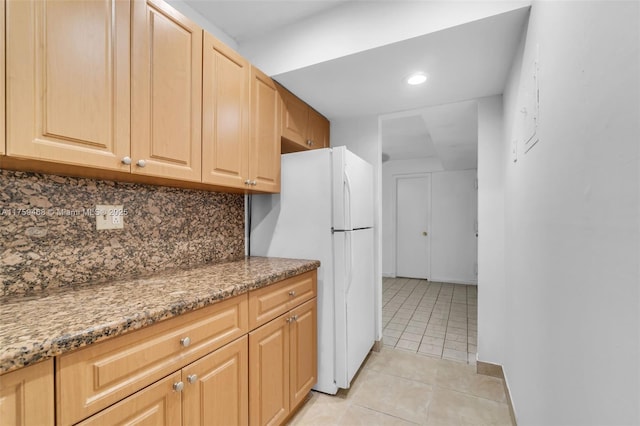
(249, 270), (317, 330)
(57, 294), (248, 425)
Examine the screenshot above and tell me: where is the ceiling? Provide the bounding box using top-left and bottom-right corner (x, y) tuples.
(184, 1), (530, 169)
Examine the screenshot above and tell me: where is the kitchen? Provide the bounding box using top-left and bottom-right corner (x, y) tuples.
(1, 1), (639, 426)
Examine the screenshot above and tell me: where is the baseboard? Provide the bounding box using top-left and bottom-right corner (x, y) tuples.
(372, 339), (383, 352)
(382, 273), (396, 278)
(477, 361), (517, 425)
(429, 277), (478, 285)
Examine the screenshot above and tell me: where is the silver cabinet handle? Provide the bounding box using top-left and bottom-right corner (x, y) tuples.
(173, 381), (184, 392)
(288, 290), (296, 297)
(180, 337), (191, 347)
(121, 156), (132, 165)
(187, 374), (198, 384)
(291, 315), (298, 322)
(306, 140), (314, 146)
(244, 179), (251, 185)
(136, 159), (147, 168)
(251, 180), (257, 186)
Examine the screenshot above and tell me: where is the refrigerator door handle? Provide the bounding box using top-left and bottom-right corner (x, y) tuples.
(344, 170), (352, 230)
(345, 231), (353, 294)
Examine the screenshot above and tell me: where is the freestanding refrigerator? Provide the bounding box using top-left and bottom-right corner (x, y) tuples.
(250, 146), (375, 395)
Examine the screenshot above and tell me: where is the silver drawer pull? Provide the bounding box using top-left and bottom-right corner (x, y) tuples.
(187, 374), (198, 384)
(288, 290), (296, 297)
(173, 381), (184, 392)
(180, 337), (191, 347)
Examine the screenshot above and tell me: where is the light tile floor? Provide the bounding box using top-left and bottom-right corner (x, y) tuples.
(288, 279), (510, 425)
(382, 277), (477, 364)
(288, 347), (513, 425)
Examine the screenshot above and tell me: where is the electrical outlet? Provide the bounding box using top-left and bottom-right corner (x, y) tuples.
(96, 205), (125, 230)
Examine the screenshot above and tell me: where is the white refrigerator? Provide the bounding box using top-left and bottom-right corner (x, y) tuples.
(250, 146), (375, 395)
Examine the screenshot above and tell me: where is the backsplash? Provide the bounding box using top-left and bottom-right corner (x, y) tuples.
(0, 170), (245, 296)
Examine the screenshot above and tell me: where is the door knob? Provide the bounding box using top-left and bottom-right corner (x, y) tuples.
(422, 231), (428, 236)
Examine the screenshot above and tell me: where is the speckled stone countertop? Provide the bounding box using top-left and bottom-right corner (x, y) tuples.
(0, 256), (320, 374)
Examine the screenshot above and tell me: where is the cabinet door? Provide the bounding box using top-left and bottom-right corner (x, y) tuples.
(202, 33), (250, 189)
(132, 0), (202, 181)
(249, 67), (281, 193)
(249, 314), (290, 426)
(76, 372), (182, 426)
(289, 298), (317, 410)
(6, 0), (130, 170)
(1, 0), (5, 156)
(0, 360), (54, 426)
(279, 86), (308, 148)
(183, 336), (248, 426)
(308, 109), (330, 149)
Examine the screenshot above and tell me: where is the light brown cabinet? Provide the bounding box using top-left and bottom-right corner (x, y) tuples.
(6, 0), (131, 171)
(1, 0), (5, 156)
(248, 271), (317, 426)
(76, 371), (182, 426)
(183, 336), (249, 426)
(57, 295), (248, 425)
(3, 0), (281, 194)
(50, 269), (317, 425)
(202, 32), (251, 189)
(131, 0), (203, 181)
(202, 34), (280, 193)
(0, 359), (54, 426)
(249, 66), (281, 193)
(277, 83), (330, 153)
(78, 336), (248, 426)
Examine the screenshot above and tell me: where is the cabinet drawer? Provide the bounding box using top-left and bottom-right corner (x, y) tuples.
(249, 270), (316, 330)
(57, 294), (248, 425)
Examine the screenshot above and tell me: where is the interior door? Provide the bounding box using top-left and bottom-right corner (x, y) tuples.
(396, 175), (431, 279)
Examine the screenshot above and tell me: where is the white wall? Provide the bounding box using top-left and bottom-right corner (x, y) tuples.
(330, 117), (383, 342)
(166, 0), (239, 50)
(482, 1), (640, 424)
(477, 95), (506, 367)
(381, 159), (478, 284)
(241, 1), (531, 75)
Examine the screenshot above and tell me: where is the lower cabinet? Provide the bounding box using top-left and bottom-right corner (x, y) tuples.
(249, 298), (317, 426)
(0, 359), (54, 426)
(1, 269), (317, 426)
(78, 336), (248, 426)
(183, 335), (248, 426)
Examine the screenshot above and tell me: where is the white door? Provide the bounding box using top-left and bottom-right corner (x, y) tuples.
(333, 228), (375, 389)
(396, 175), (431, 279)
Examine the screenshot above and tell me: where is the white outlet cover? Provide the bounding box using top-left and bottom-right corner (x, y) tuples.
(96, 205), (125, 230)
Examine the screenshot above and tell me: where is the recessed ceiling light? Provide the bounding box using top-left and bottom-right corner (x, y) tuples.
(406, 73), (427, 85)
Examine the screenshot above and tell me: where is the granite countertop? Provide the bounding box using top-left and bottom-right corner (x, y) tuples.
(0, 256), (320, 374)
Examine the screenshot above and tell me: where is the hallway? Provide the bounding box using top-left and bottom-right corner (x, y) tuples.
(288, 348), (511, 425)
(382, 277), (477, 364)
(286, 278), (507, 425)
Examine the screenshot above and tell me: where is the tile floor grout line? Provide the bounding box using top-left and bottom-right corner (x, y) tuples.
(383, 277), (477, 365)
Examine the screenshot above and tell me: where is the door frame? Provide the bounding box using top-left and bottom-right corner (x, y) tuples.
(393, 173), (432, 279)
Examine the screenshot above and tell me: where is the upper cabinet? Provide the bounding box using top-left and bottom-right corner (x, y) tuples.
(250, 67), (281, 193)
(277, 83), (330, 153)
(3, 0), (282, 194)
(131, 0), (202, 182)
(1, 0), (5, 156)
(202, 35), (280, 193)
(202, 33), (251, 189)
(6, 0), (131, 171)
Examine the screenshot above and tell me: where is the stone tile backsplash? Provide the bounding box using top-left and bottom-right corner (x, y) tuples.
(0, 170), (245, 296)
